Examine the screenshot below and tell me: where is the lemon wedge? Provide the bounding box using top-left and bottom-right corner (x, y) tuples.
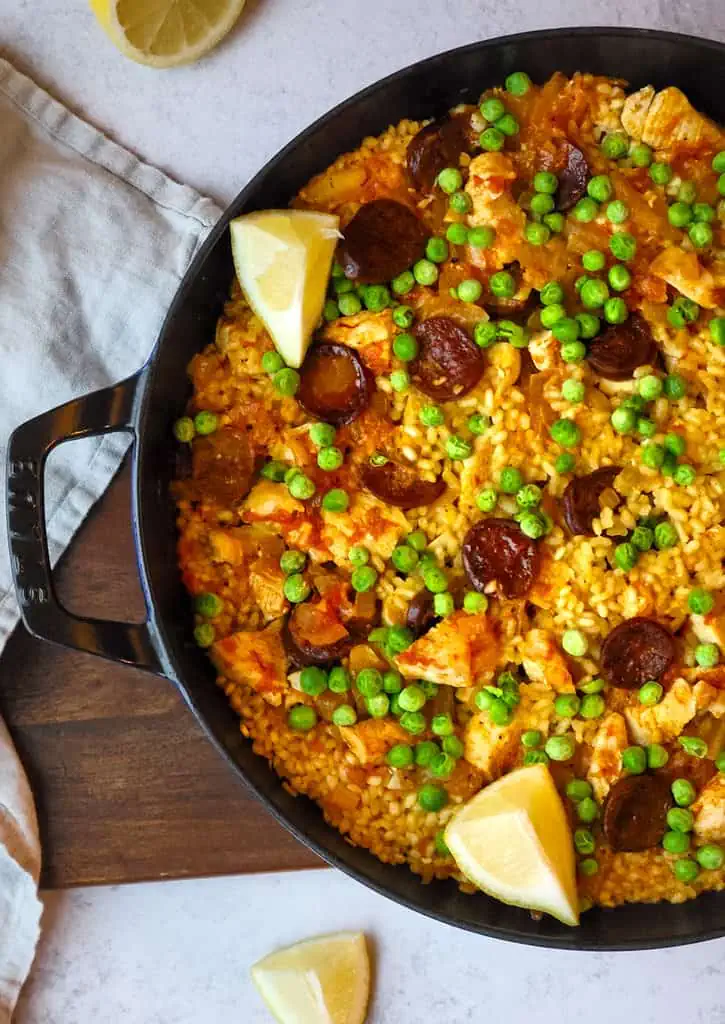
(445, 764), (579, 926)
(230, 210), (340, 368)
(89, 0), (246, 68)
(251, 931), (370, 1024)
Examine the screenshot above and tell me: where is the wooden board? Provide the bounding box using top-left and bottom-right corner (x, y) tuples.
(0, 461), (323, 888)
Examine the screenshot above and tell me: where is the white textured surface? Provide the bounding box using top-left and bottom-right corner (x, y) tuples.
(15, 870), (725, 1023)
(6, 2), (725, 1021)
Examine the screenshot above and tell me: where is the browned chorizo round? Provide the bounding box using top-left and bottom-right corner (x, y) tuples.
(339, 199), (427, 283)
(586, 314), (659, 381)
(406, 589), (439, 638)
(411, 316), (485, 401)
(361, 460), (446, 510)
(190, 426), (254, 506)
(284, 602), (354, 667)
(297, 343), (372, 425)
(562, 466), (621, 536)
(600, 617), (676, 690)
(407, 115), (472, 192)
(462, 518), (541, 599)
(603, 775), (673, 852)
(556, 143), (590, 211)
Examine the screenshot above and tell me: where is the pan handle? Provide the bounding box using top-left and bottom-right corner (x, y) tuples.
(6, 371), (165, 676)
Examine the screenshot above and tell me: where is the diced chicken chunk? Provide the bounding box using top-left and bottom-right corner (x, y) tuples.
(527, 330), (561, 372)
(249, 556), (288, 621)
(321, 310), (394, 375)
(623, 679), (697, 746)
(527, 556), (573, 613)
(339, 718), (411, 766)
(242, 481), (305, 523)
(650, 248), (719, 310)
(521, 629), (575, 693)
(587, 713), (628, 802)
(622, 86), (721, 149)
(693, 776), (725, 842)
(211, 625), (287, 703)
(208, 529), (247, 566)
(465, 153), (527, 266)
(395, 612), (500, 688)
(464, 682), (554, 782)
(320, 491), (408, 564)
(693, 681), (725, 718)
(691, 610), (725, 649)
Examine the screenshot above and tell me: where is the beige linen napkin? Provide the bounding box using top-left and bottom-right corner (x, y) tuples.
(0, 58), (222, 1019)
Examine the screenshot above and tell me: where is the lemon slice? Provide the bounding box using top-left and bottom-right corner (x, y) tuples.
(230, 210), (340, 368)
(445, 764), (579, 927)
(251, 931), (370, 1024)
(89, 0), (246, 68)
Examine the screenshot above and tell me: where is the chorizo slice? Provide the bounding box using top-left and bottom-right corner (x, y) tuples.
(411, 316), (485, 401)
(562, 466), (621, 536)
(462, 518), (541, 599)
(556, 143), (590, 211)
(361, 460), (446, 510)
(603, 775), (672, 852)
(586, 314), (659, 381)
(298, 342), (372, 425)
(339, 199), (427, 283)
(600, 617), (676, 690)
(407, 114), (473, 192)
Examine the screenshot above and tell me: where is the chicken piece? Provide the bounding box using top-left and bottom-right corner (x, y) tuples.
(527, 555), (573, 613)
(690, 608), (725, 649)
(242, 481), (305, 523)
(521, 629), (575, 693)
(249, 555), (288, 621)
(465, 153), (526, 267)
(208, 529), (247, 566)
(649, 248), (719, 310)
(693, 776), (725, 842)
(339, 718), (411, 766)
(486, 342), (522, 396)
(464, 682), (554, 782)
(321, 310), (394, 376)
(527, 330), (561, 372)
(621, 86), (722, 149)
(348, 643), (388, 675)
(320, 491), (408, 564)
(211, 624), (287, 703)
(693, 681), (725, 718)
(623, 679), (697, 746)
(395, 612), (500, 688)
(586, 712), (628, 803)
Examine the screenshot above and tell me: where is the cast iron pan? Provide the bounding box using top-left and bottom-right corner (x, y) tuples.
(8, 28), (725, 949)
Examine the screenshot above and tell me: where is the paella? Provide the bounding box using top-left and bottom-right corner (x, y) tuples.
(173, 70), (725, 923)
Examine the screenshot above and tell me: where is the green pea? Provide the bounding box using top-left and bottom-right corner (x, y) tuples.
(405, 531), (427, 553)
(356, 668), (383, 698)
(639, 681), (663, 706)
(601, 132), (629, 159)
(273, 368), (301, 396)
(713, 151), (725, 174)
(673, 858), (700, 884)
(331, 704), (357, 727)
(418, 784), (448, 812)
(566, 779), (593, 802)
(283, 573), (310, 604)
(488, 698), (513, 726)
(604, 297), (629, 324)
(672, 778), (697, 807)
(474, 321), (498, 348)
(678, 181), (697, 204)
(552, 317), (581, 344)
(391, 272), (415, 298)
(719, 173), (725, 196)
(544, 734), (575, 762)
(606, 200), (629, 224)
(421, 562), (448, 594)
(479, 127), (505, 152)
(322, 488), (349, 513)
(392, 305), (414, 329)
(419, 404), (445, 428)
(608, 264), (631, 292)
(544, 212), (566, 233)
(580, 279), (609, 310)
(323, 299), (340, 321)
(630, 142), (652, 167)
(679, 736), (708, 759)
(498, 466), (522, 494)
(688, 587), (714, 615)
(193, 622), (215, 648)
(654, 521), (678, 549)
(458, 279), (483, 303)
(523, 750), (550, 766)
(393, 333), (419, 362)
(540, 303), (566, 328)
(495, 113), (519, 137)
(476, 487), (498, 512)
(449, 191), (472, 214)
(695, 643), (720, 668)
(574, 828), (596, 855)
(534, 171), (559, 195)
(389, 545), (418, 575)
(505, 71), (532, 95)
(516, 483), (542, 508)
(446, 222), (469, 246)
(194, 410), (218, 435)
(350, 565), (377, 592)
(668, 202), (693, 228)
(468, 413), (490, 435)
(328, 666), (351, 693)
(413, 259), (439, 287)
(610, 406), (636, 435)
(577, 798), (599, 823)
(280, 550), (307, 576)
(521, 729), (543, 749)
(437, 167), (463, 194)
(334, 277), (355, 295)
(195, 592), (223, 618)
(434, 830), (451, 856)
(622, 746), (647, 774)
(550, 418), (581, 448)
(560, 341), (586, 364)
(366, 693), (390, 718)
(631, 526), (654, 552)
(588, 175), (613, 202)
(664, 373), (687, 400)
(480, 96), (506, 122)
(433, 592), (455, 617)
(415, 741), (440, 768)
(578, 858), (599, 876)
(288, 474), (316, 500)
(663, 830), (690, 854)
(640, 444), (664, 471)
(709, 317), (725, 346)
(517, 511), (545, 539)
(173, 416), (195, 442)
(579, 694), (605, 720)
(689, 222), (713, 249)
(430, 751), (457, 778)
(645, 744), (669, 770)
(489, 271), (516, 298)
(609, 232), (636, 262)
(572, 197), (598, 222)
(468, 226), (496, 249)
(540, 281), (565, 305)
(650, 162), (673, 185)
(554, 693), (581, 718)
(446, 435), (473, 461)
(316, 446), (343, 472)
(300, 666), (327, 696)
(463, 590), (488, 615)
(288, 705), (317, 731)
(582, 249), (606, 272)
(260, 459), (287, 482)
(555, 452), (576, 474)
(525, 222), (551, 246)
(579, 677), (605, 694)
(667, 807), (694, 833)
(576, 313), (600, 340)
(389, 369), (410, 392)
(696, 844), (725, 870)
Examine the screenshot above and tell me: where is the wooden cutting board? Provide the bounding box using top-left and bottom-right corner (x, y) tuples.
(0, 460), (323, 888)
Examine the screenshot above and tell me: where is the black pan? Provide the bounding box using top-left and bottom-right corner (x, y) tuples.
(7, 28), (725, 949)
